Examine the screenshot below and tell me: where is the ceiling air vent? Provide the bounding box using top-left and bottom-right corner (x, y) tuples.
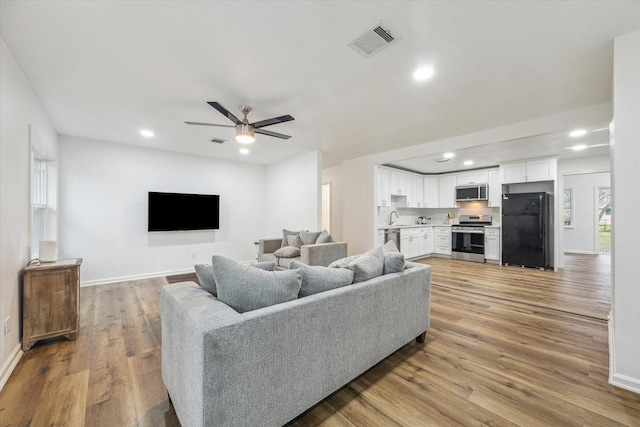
(209, 138), (226, 144)
(348, 22), (398, 57)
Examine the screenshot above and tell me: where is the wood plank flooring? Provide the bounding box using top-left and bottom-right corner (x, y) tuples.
(1, 254), (638, 426)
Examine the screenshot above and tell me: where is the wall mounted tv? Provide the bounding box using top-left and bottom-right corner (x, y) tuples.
(148, 192), (220, 232)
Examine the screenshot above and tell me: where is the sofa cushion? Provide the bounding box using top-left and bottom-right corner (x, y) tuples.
(195, 261), (275, 296)
(328, 255), (361, 268)
(287, 234), (302, 248)
(212, 255), (302, 313)
(381, 240), (405, 274)
(315, 229), (334, 244)
(300, 231), (322, 245)
(281, 228), (306, 248)
(344, 255), (383, 283)
(274, 246), (301, 258)
(289, 260), (354, 297)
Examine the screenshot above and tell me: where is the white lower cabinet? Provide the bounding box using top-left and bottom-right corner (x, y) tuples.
(399, 227), (434, 258)
(484, 228), (500, 261)
(376, 230), (385, 247)
(434, 226), (452, 255)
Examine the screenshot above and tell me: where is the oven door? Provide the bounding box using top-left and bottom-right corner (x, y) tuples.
(451, 229), (485, 263)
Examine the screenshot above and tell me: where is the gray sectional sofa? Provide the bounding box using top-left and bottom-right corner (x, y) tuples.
(161, 260), (431, 427)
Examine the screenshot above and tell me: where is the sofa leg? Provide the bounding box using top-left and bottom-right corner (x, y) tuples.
(416, 331), (426, 343)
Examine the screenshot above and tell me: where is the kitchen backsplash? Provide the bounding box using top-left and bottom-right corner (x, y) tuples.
(377, 204), (500, 227)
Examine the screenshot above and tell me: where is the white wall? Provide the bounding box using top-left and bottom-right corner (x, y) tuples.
(610, 30), (640, 394)
(322, 165), (344, 241)
(58, 136), (269, 284)
(264, 151), (322, 237)
(0, 38), (58, 388)
(563, 172), (610, 254)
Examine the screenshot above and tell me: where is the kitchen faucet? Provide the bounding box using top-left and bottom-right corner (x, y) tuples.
(389, 210), (399, 225)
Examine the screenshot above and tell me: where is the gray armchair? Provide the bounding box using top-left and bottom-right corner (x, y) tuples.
(258, 238), (348, 268)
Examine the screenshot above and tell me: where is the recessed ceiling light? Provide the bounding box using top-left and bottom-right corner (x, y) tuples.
(569, 129), (587, 138)
(443, 152), (455, 159)
(463, 160), (474, 166)
(413, 66), (435, 81)
(569, 144), (588, 151)
(239, 148), (250, 155)
(139, 129), (154, 138)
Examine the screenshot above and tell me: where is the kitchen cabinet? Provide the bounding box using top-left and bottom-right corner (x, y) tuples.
(500, 158), (557, 184)
(376, 167), (391, 206)
(423, 176), (438, 208)
(376, 229), (385, 247)
(22, 258), (82, 351)
(456, 170), (489, 186)
(484, 228), (500, 262)
(400, 229), (412, 257)
(391, 171), (407, 195)
(422, 227), (434, 255)
(412, 175), (425, 208)
(438, 174), (457, 208)
(434, 226), (451, 255)
(488, 169), (501, 207)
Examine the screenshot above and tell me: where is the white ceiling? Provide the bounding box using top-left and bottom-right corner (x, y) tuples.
(1, 1), (638, 169)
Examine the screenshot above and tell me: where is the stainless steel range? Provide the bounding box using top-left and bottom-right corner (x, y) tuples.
(451, 215), (492, 263)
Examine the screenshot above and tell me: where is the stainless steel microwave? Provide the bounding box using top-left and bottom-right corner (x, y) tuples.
(455, 184), (488, 201)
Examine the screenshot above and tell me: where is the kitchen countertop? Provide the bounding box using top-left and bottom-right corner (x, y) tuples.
(378, 224), (452, 230)
(378, 224), (501, 230)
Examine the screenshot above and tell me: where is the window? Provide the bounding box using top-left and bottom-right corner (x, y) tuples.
(31, 153), (47, 258)
(563, 188), (573, 227)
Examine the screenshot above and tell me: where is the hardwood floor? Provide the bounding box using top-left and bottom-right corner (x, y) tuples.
(1, 254), (638, 426)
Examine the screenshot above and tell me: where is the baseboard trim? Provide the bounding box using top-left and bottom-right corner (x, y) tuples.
(610, 373), (640, 395)
(0, 343), (23, 392)
(563, 250), (599, 255)
(608, 311), (640, 395)
(81, 260), (256, 287)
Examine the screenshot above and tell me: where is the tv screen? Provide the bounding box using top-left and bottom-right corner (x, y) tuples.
(148, 192), (220, 231)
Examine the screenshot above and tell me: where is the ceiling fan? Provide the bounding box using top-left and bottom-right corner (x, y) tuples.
(185, 102), (294, 144)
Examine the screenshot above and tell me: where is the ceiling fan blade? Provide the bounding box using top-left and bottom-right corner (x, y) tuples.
(251, 115), (295, 129)
(255, 128), (292, 139)
(184, 121), (235, 128)
(207, 102), (241, 124)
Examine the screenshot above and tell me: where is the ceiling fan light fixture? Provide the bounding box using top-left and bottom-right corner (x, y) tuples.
(235, 123), (255, 144)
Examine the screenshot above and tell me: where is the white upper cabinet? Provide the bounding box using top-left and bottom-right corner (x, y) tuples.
(390, 171), (407, 195)
(423, 176), (438, 208)
(376, 167), (391, 206)
(500, 158), (557, 184)
(438, 174), (457, 208)
(456, 170), (489, 186)
(488, 169), (501, 207)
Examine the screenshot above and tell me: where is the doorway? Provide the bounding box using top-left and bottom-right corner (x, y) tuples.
(597, 186), (611, 253)
(322, 183), (331, 232)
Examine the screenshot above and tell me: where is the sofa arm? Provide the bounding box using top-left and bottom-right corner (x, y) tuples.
(258, 238), (282, 261)
(300, 242), (348, 266)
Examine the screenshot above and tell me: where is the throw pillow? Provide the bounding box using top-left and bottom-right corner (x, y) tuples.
(194, 263), (217, 296)
(315, 229), (334, 244)
(289, 260), (354, 297)
(274, 246), (301, 258)
(194, 261), (275, 296)
(300, 231), (322, 245)
(344, 253), (383, 283)
(281, 229), (306, 248)
(329, 255), (360, 268)
(212, 255), (302, 313)
(287, 234), (302, 248)
(381, 240), (405, 274)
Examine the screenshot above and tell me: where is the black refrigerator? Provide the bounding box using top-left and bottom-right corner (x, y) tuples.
(502, 192), (551, 269)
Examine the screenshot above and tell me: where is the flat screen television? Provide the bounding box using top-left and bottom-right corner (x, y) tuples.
(148, 192), (220, 231)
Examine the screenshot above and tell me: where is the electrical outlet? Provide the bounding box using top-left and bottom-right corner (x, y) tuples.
(4, 316), (10, 336)
(191, 252), (197, 260)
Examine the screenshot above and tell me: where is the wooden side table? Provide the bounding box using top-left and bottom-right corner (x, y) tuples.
(22, 258), (82, 351)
